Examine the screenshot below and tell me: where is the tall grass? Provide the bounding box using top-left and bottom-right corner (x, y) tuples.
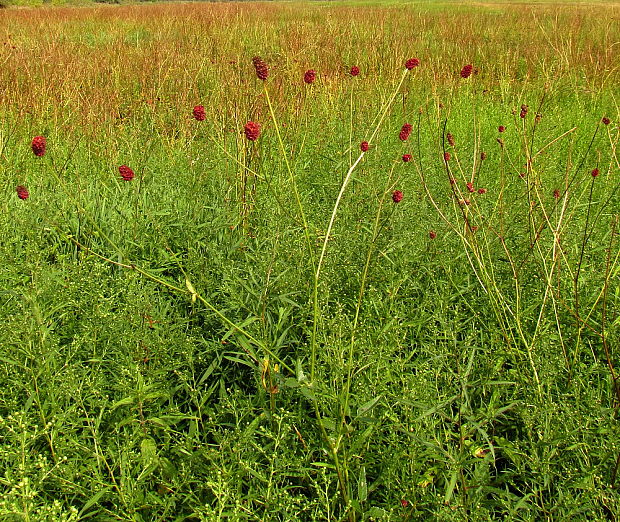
(0, 1), (619, 519)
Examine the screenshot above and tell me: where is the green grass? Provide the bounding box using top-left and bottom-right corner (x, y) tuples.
(0, 1), (619, 520)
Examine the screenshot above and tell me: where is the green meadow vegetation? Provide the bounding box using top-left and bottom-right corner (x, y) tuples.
(0, 1), (619, 520)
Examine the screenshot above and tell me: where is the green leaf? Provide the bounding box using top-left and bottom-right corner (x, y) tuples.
(358, 465), (368, 502)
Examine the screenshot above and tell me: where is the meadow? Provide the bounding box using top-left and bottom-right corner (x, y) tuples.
(0, 0), (619, 520)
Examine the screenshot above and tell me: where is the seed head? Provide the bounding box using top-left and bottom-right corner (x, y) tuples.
(591, 168), (599, 178)
(192, 105), (206, 121)
(399, 123), (412, 141)
(498, 125), (506, 133)
(553, 189), (560, 199)
(443, 152), (451, 162)
(360, 141), (369, 152)
(244, 121), (261, 141)
(402, 154), (412, 162)
(429, 230), (437, 239)
(480, 152), (487, 160)
(119, 165), (135, 181)
(602, 117), (610, 125)
(304, 69), (316, 84)
(466, 182), (475, 193)
(31, 136), (46, 157)
(520, 104), (528, 119)
(350, 66), (360, 76)
(446, 133), (455, 147)
(392, 190), (403, 203)
(477, 188), (487, 194)
(252, 56), (269, 81)
(16, 185), (29, 200)
(460, 64), (473, 78)
(405, 58), (420, 70)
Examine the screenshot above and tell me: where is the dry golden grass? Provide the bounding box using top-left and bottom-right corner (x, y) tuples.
(0, 1), (617, 133)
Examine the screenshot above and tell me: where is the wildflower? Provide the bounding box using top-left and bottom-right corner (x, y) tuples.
(466, 182), (475, 193)
(460, 64), (473, 78)
(447, 133), (455, 147)
(591, 168), (599, 178)
(443, 152), (451, 162)
(392, 190), (403, 203)
(402, 154), (412, 162)
(477, 188), (487, 194)
(405, 58), (420, 70)
(192, 105), (206, 121)
(520, 104), (528, 119)
(252, 56), (269, 81)
(304, 69), (316, 84)
(16, 185), (29, 200)
(401, 499), (409, 508)
(360, 141), (369, 152)
(399, 123), (412, 141)
(429, 230), (437, 239)
(602, 117), (610, 125)
(244, 121), (261, 141)
(350, 66), (360, 76)
(553, 189), (560, 199)
(31, 136), (46, 157)
(480, 152), (487, 160)
(119, 165), (135, 181)
(498, 125), (506, 133)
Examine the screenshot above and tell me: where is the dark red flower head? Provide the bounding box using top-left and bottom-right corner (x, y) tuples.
(350, 66), (360, 76)
(480, 151), (487, 160)
(192, 105), (206, 121)
(460, 64), (473, 79)
(466, 182), (475, 193)
(477, 188), (487, 194)
(446, 133), (455, 147)
(304, 70), (316, 84)
(498, 125), (506, 133)
(553, 189), (560, 199)
(405, 58), (420, 70)
(602, 117), (610, 125)
(252, 56), (269, 81)
(360, 141), (369, 152)
(244, 121), (261, 141)
(402, 154), (412, 162)
(443, 152), (451, 162)
(429, 230), (437, 239)
(16, 185), (29, 200)
(392, 190), (403, 203)
(591, 168), (599, 178)
(520, 104), (528, 119)
(399, 123), (412, 141)
(31, 136), (46, 157)
(119, 165), (135, 181)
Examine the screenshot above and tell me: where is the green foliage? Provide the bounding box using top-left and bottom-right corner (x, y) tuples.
(0, 1), (619, 520)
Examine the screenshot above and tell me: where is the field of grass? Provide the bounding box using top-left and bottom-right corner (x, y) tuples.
(0, 0), (619, 520)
